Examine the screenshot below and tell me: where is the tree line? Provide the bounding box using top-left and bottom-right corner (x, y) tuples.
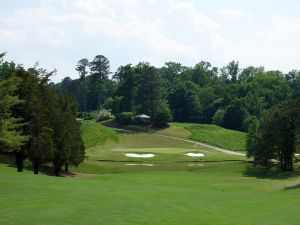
(57, 55), (300, 171)
(58, 56), (300, 131)
(0, 53), (85, 175)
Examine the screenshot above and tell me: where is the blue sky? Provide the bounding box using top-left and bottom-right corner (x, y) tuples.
(1, 0), (300, 82)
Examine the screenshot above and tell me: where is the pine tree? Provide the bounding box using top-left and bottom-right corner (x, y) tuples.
(0, 54), (28, 172)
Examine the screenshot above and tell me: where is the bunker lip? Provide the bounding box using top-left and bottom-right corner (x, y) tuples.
(125, 153), (155, 158)
(185, 152), (205, 157)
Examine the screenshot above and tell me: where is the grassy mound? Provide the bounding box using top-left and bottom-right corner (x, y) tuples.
(186, 124), (247, 151)
(81, 120), (118, 149)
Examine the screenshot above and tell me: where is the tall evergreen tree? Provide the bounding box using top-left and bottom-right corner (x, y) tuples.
(76, 58), (89, 113)
(0, 55), (28, 171)
(90, 55), (110, 110)
(135, 62), (162, 119)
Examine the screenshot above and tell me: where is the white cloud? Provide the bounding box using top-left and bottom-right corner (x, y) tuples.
(167, 0), (219, 31)
(0, 29), (27, 42)
(217, 8), (244, 19)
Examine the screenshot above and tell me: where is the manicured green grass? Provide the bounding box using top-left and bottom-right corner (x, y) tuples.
(1, 121), (299, 225)
(1, 162), (300, 225)
(83, 121), (245, 162)
(157, 122), (192, 138)
(157, 122), (247, 151)
(81, 120), (118, 149)
(185, 124), (247, 151)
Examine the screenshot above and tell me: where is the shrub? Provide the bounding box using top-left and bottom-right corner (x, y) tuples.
(97, 109), (114, 122)
(153, 102), (172, 127)
(115, 112), (133, 125)
(212, 108), (224, 126)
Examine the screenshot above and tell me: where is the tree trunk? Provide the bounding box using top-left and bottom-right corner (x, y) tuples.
(15, 150), (25, 172)
(64, 163), (69, 172)
(54, 162), (62, 176)
(33, 161), (39, 174)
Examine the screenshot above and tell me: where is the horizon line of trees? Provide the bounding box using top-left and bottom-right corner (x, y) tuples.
(0, 53), (85, 176)
(58, 55), (300, 130)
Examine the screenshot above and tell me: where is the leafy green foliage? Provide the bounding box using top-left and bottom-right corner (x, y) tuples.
(97, 109), (114, 122)
(115, 112), (134, 125)
(153, 101), (172, 127)
(247, 99), (300, 171)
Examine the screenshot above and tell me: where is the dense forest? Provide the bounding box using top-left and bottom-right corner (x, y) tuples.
(0, 53), (85, 175)
(58, 55), (300, 131)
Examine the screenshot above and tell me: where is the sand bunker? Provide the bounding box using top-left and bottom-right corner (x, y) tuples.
(125, 153), (155, 158)
(188, 163), (204, 167)
(185, 152), (205, 157)
(126, 163), (154, 167)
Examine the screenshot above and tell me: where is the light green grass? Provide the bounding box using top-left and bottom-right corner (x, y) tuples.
(81, 120), (118, 149)
(185, 124), (247, 151)
(1, 163), (300, 225)
(157, 122), (247, 151)
(83, 122), (245, 162)
(157, 122), (192, 138)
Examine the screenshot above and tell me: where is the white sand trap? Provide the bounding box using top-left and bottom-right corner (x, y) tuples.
(125, 153), (155, 158)
(126, 163), (154, 167)
(295, 154), (300, 157)
(185, 152), (205, 157)
(188, 163), (204, 167)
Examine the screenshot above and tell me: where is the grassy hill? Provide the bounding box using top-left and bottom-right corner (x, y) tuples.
(186, 124), (247, 152)
(158, 123), (247, 152)
(81, 120), (118, 149)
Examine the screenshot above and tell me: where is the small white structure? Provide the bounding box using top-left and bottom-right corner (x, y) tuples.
(133, 114), (151, 124)
(134, 114), (150, 119)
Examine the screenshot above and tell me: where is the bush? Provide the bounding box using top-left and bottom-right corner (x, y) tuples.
(115, 112), (133, 125)
(153, 102), (172, 127)
(97, 109), (114, 122)
(242, 115), (258, 132)
(212, 108), (224, 126)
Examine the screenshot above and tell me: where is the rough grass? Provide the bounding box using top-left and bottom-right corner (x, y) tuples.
(185, 124), (247, 151)
(1, 163), (300, 225)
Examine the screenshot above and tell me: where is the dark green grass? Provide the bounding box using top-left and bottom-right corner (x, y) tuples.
(186, 124), (247, 151)
(1, 162), (300, 225)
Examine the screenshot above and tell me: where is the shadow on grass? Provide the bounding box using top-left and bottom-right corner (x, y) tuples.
(284, 184), (300, 190)
(0, 154), (65, 177)
(243, 163), (300, 180)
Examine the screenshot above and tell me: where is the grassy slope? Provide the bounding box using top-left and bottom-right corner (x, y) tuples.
(160, 123), (246, 152)
(186, 124), (247, 151)
(81, 120), (118, 154)
(1, 163), (300, 225)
